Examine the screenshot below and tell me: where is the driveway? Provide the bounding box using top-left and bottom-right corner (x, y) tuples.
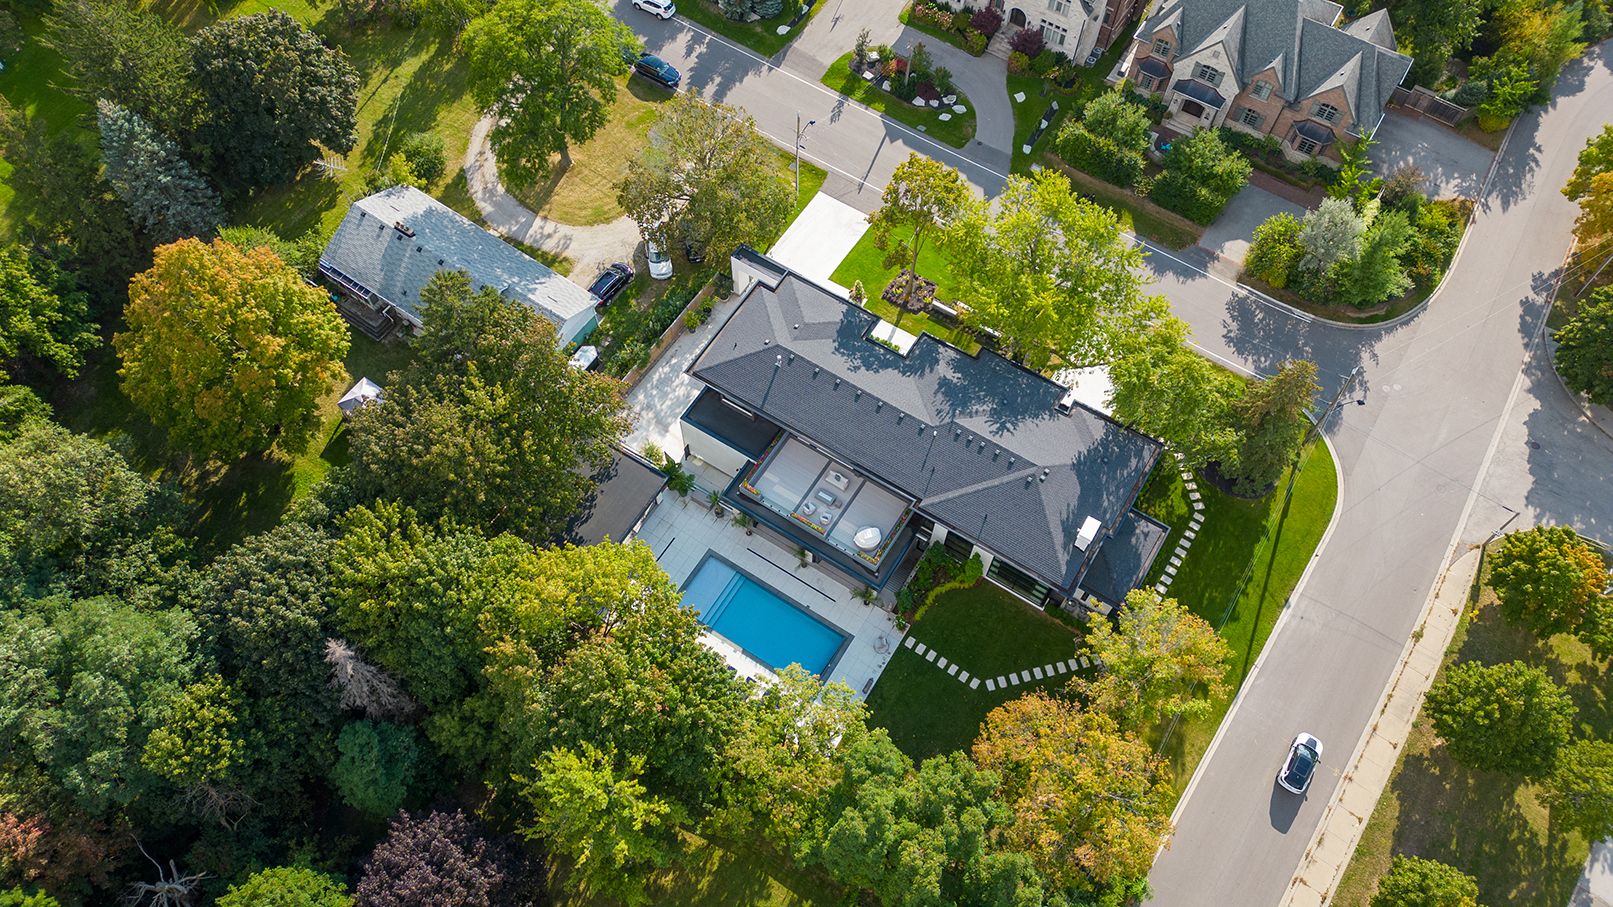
(767, 192), (870, 288)
(1198, 184), (1310, 267)
(1369, 110), (1496, 199)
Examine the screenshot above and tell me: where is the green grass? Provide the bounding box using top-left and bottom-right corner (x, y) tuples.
(1009, 74), (1065, 176)
(827, 223), (978, 352)
(675, 0), (825, 58)
(868, 582), (1088, 760)
(821, 53), (977, 149)
(50, 328), (414, 558)
(0, 11), (98, 238)
(1133, 440), (1339, 787)
(604, 831), (842, 906)
(1332, 547), (1613, 907)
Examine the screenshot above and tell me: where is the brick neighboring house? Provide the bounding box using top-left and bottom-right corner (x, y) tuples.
(1115, 0), (1412, 164)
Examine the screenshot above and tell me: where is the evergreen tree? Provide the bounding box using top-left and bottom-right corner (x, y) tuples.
(97, 101), (223, 245)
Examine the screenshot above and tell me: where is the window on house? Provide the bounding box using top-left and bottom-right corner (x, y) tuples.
(1313, 103), (1339, 122)
(1041, 21), (1067, 44)
(1137, 73), (1157, 91)
(1152, 39), (1171, 57)
(943, 532), (974, 562)
(986, 557), (1054, 607)
(1251, 80), (1272, 100)
(1239, 106), (1265, 128)
(1047, 0), (1069, 13)
(1195, 64), (1222, 86)
(1295, 136), (1320, 155)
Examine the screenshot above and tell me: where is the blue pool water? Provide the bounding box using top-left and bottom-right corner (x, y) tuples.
(682, 558), (846, 676)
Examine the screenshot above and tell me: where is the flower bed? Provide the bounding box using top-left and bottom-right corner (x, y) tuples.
(880, 270), (937, 312)
(821, 53), (977, 148)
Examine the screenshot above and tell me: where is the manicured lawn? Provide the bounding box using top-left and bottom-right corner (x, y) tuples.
(1134, 439), (1339, 787)
(675, 0), (826, 58)
(821, 54), (977, 149)
(50, 328), (414, 558)
(0, 11), (98, 238)
(1009, 74), (1066, 176)
(867, 582), (1088, 760)
(506, 77), (675, 226)
(827, 222), (979, 352)
(607, 831), (842, 906)
(1333, 546), (1612, 907)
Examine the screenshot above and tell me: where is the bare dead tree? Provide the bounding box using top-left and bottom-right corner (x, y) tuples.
(180, 784), (259, 832)
(325, 638), (416, 720)
(123, 842), (206, 907)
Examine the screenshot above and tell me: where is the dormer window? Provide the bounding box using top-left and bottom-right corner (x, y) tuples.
(1151, 38), (1172, 58)
(1313, 102), (1340, 122)
(1195, 63), (1223, 86)
(1047, 0), (1069, 14)
(1251, 80), (1273, 100)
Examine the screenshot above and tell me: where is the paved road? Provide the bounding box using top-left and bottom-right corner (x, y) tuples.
(603, 8), (1613, 901)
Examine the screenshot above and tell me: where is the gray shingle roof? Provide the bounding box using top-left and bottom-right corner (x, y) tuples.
(1141, 0), (1410, 128)
(690, 274), (1163, 595)
(320, 186), (593, 328)
(1078, 509), (1169, 606)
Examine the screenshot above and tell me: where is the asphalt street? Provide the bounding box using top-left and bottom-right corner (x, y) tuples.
(606, 8), (1613, 901)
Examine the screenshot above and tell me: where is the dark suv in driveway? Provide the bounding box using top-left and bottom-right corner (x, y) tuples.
(588, 262), (633, 307)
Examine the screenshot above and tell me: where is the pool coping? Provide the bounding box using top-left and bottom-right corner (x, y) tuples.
(679, 549), (855, 682)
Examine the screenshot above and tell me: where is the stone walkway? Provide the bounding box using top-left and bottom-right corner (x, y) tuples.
(899, 634), (1098, 691)
(1154, 451), (1207, 598)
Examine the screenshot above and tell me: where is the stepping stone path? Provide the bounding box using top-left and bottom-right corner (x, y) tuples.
(1155, 451), (1211, 596)
(898, 635), (1111, 695)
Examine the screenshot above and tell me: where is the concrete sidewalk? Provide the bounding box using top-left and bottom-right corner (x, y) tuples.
(1279, 546), (1483, 907)
(1571, 840), (1613, 907)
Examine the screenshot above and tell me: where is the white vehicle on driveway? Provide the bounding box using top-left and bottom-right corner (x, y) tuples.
(632, 0), (676, 19)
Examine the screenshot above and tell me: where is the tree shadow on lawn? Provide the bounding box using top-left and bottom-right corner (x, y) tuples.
(633, 832), (843, 907)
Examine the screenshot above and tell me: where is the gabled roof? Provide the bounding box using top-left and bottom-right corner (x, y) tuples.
(320, 186), (593, 329)
(690, 271), (1163, 595)
(1140, 0), (1409, 125)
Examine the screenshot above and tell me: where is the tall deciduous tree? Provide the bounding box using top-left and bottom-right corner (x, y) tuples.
(1564, 125), (1613, 201)
(617, 91), (792, 260)
(1107, 315), (1245, 469)
(96, 101), (222, 245)
(868, 152), (972, 309)
(139, 674), (241, 789)
(345, 272), (629, 541)
(190, 11), (359, 186)
(115, 238), (350, 461)
(521, 745), (684, 907)
(1544, 738), (1613, 842)
(1488, 524), (1608, 639)
(42, 0), (194, 134)
(330, 719), (418, 816)
(1424, 660), (1576, 776)
(0, 246), (98, 379)
(1221, 359), (1320, 496)
(357, 808), (537, 907)
(1399, 0), (1483, 88)
(1245, 212), (1305, 288)
(949, 170), (1157, 369)
(1567, 171), (1613, 282)
(1554, 288), (1613, 406)
(1076, 588), (1232, 728)
(972, 692), (1173, 891)
(1368, 855), (1480, 907)
(1332, 209), (1414, 308)
(461, 0), (637, 187)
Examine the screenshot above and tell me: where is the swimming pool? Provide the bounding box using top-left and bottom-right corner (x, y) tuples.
(681, 556), (848, 677)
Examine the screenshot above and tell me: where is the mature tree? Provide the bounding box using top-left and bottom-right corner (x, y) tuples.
(397, 132), (449, 185)
(1108, 315), (1245, 469)
(1565, 125), (1613, 201)
(0, 421), (187, 606)
(217, 866), (352, 907)
(0, 101), (148, 300)
(1220, 359), (1320, 496)
(1369, 855), (1479, 907)
(139, 674), (241, 789)
(358, 808), (537, 907)
(0, 385), (49, 443)
(973, 693), (1173, 891)
(868, 152), (972, 308)
(42, 0), (193, 133)
(1055, 90), (1150, 187)
(1151, 128), (1251, 225)
(330, 720), (418, 816)
(0, 13), (23, 61)
(0, 246), (98, 379)
(0, 597), (198, 816)
(1076, 588), (1232, 728)
(949, 170), (1157, 369)
(1488, 524), (1608, 639)
(1555, 288), (1613, 405)
(346, 272), (629, 540)
(116, 237), (350, 461)
(461, 0), (637, 187)
(520, 744), (684, 907)
(1333, 209), (1414, 308)
(1491, 0), (1587, 90)
(218, 224), (329, 279)
(617, 91), (793, 260)
(325, 639), (416, 721)
(1425, 660), (1576, 776)
(1245, 212), (1305, 288)
(1298, 197), (1365, 274)
(1399, 0), (1484, 87)
(718, 666), (868, 851)
(97, 101), (222, 245)
(1568, 171), (1613, 283)
(190, 11), (359, 186)
(1543, 738), (1613, 841)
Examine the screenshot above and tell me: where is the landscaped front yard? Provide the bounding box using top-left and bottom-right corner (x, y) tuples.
(827, 223), (980, 352)
(821, 53), (978, 149)
(1333, 545), (1612, 907)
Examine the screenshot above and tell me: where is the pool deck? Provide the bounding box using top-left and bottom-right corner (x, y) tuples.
(635, 493), (905, 698)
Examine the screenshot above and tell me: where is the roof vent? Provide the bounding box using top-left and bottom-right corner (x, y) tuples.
(1039, 468), (1049, 483)
(794, 323), (800, 329)
(416, 246), (423, 253)
(834, 378), (841, 389)
(855, 390), (862, 400)
(896, 413), (904, 423)
(1008, 457), (1015, 467)
(954, 429), (962, 440)
(788, 354), (795, 364)
(813, 367), (820, 377)
(1074, 516), (1102, 551)
(876, 401), (883, 412)
(393, 221), (415, 237)
(437, 259), (444, 266)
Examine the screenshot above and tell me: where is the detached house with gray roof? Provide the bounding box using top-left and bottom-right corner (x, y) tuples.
(681, 250), (1169, 613)
(1117, 0), (1411, 163)
(320, 186), (597, 347)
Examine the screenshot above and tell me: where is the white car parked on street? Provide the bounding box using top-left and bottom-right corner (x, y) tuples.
(632, 0), (676, 19)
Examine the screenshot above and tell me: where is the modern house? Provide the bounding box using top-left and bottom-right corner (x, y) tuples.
(1115, 0), (1412, 163)
(319, 185), (597, 347)
(681, 250), (1169, 613)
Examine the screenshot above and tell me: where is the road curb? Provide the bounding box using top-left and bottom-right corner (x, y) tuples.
(1278, 546), (1483, 907)
(1538, 244), (1613, 446)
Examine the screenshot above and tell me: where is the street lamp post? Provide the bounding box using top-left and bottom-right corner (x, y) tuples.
(795, 111), (816, 200)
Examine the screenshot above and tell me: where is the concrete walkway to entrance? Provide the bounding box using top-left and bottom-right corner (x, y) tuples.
(1570, 840), (1613, 907)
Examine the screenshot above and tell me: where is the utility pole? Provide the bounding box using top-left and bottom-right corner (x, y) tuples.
(795, 111), (816, 200)
(1302, 365), (1364, 449)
